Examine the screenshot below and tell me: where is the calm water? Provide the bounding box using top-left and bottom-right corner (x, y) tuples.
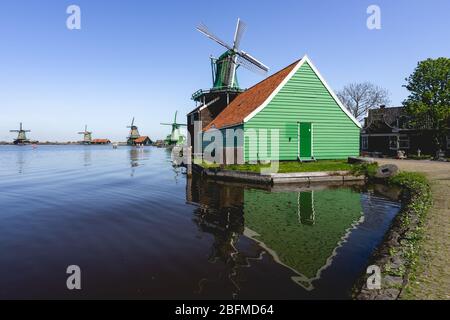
(0, 145), (401, 299)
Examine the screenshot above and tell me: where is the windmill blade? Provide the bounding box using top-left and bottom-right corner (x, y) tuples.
(237, 51), (269, 74)
(174, 111), (177, 123)
(233, 18), (247, 51)
(236, 54), (268, 75)
(197, 23), (233, 51)
(160, 123), (173, 126)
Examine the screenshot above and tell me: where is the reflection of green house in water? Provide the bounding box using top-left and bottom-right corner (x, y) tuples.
(243, 188), (363, 290)
(186, 175), (365, 292)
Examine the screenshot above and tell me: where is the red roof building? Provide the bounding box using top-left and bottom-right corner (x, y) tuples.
(134, 136), (152, 145)
(91, 139), (111, 144)
(204, 60), (299, 131)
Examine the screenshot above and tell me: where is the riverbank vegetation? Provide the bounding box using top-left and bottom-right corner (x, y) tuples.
(201, 159), (354, 173)
(356, 171), (432, 299)
(388, 172), (432, 297)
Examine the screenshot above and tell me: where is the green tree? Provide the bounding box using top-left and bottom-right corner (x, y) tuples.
(403, 57), (450, 151)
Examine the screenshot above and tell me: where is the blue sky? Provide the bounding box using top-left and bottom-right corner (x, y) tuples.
(0, 0), (449, 141)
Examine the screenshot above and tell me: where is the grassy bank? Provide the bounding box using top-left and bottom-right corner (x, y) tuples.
(201, 160), (354, 173)
(388, 172), (432, 280)
(356, 171), (432, 299)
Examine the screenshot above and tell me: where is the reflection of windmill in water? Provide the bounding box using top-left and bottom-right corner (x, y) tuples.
(10, 123), (31, 145)
(128, 147), (150, 177)
(187, 174), (266, 297)
(15, 148), (27, 174)
(160, 111), (187, 147)
(78, 125), (92, 144)
(193, 205), (264, 297)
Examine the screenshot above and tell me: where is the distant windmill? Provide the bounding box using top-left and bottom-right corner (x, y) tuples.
(197, 18), (269, 89)
(127, 117), (141, 146)
(10, 122), (31, 145)
(160, 111), (187, 146)
(78, 125), (92, 144)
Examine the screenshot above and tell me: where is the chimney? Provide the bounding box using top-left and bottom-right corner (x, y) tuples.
(379, 105), (386, 109)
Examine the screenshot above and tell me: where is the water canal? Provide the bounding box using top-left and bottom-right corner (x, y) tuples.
(0, 145), (401, 299)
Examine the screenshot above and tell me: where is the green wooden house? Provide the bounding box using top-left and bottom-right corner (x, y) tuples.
(203, 55), (361, 163)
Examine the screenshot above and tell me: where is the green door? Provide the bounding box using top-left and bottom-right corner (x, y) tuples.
(299, 122), (312, 159)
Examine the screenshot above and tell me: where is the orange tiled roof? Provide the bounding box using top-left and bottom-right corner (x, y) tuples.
(135, 136), (150, 143)
(204, 60), (299, 131)
(92, 139), (110, 143)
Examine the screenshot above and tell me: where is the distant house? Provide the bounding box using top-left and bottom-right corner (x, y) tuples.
(198, 55), (361, 163)
(133, 136), (152, 146)
(91, 139), (111, 145)
(361, 105), (450, 156)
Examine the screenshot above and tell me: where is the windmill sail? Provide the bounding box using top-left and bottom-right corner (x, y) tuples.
(160, 111), (187, 146)
(10, 123), (31, 144)
(197, 18), (269, 89)
(78, 125), (92, 143)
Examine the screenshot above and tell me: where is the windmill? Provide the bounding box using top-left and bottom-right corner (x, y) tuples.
(78, 125), (92, 144)
(160, 111), (187, 146)
(10, 123), (31, 145)
(197, 18), (269, 90)
(127, 117), (141, 145)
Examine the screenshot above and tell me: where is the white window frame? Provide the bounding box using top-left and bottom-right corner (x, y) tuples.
(389, 136), (398, 150)
(362, 136), (368, 150)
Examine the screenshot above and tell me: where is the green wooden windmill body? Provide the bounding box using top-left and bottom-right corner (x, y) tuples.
(10, 123), (31, 144)
(211, 50), (240, 89)
(195, 18), (269, 95)
(161, 111), (187, 146)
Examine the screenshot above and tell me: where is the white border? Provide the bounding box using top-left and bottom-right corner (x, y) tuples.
(243, 55), (362, 128)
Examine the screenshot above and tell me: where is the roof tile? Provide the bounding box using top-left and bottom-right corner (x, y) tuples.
(204, 60), (299, 131)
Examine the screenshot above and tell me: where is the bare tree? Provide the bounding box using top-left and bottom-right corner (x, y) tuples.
(337, 82), (390, 121)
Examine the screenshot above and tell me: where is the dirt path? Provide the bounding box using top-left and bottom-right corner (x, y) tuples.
(376, 159), (450, 300)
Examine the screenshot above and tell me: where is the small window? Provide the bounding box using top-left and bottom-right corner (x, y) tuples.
(362, 136), (368, 150)
(389, 136), (398, 150)
(399, 135), (410, 149)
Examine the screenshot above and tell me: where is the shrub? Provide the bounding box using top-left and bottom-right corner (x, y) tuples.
(350, 162), (378, 178)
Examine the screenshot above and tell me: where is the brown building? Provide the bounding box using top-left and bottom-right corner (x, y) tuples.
(361, 105), (449, 157)
(187, 89), (243, 155)
(91, 139), (111, 145)
(133, 136), (152, 146)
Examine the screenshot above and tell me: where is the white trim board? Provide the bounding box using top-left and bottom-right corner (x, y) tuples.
(243, 55), (362, 128)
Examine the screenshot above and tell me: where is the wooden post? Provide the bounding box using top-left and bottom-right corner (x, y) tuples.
(186, 146), (193, 177)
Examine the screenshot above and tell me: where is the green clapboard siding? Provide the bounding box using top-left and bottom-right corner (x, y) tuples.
(244, 61), (360, 162)
(243, 188), (363, 282)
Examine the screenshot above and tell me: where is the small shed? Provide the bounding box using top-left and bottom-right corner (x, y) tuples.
(203, 55), (361, 163)
(133, 136), (152, 146)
